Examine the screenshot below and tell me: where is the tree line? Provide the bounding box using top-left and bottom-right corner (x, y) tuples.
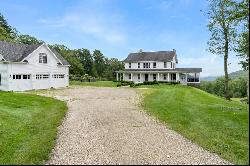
(0, 13), (124, 81)
(200, 77), (248, 99)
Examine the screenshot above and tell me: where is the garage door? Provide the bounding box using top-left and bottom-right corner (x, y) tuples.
(51, 74), (66, 88)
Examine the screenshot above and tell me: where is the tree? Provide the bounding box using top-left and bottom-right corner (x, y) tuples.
(206, 0), (237, 100)
(232, 0), (249, 102)
(93, 49), (105, 79)
(231, 0), (249, 70)
(16, 34), (43, 45)
(0, 12), (17, 41)
(77, 49), (94, 75)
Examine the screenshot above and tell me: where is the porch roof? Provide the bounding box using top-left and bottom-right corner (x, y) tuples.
(116, 68), (202, 73)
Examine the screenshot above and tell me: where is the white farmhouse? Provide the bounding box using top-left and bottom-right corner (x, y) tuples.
(116, 50), (202, 85)
(0, 41), (70, 91)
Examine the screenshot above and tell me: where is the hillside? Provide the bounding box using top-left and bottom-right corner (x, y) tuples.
(142, 84), (249, 165)
(201, 70), (248, 81)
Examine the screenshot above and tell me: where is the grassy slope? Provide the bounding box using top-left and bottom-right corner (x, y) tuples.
(0, 92), (67, 165)
(70, 81), (118, 87)
(141, 84), (249, 165)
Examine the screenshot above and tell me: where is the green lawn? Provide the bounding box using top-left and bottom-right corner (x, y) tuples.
(140, 84), (249, 165)
(70, 80), (118, 87)
(0, 92), (67, 165)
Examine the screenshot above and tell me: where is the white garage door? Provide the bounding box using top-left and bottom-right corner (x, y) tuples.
(51, 74), (66, 88)
(32, 74), (51, 90)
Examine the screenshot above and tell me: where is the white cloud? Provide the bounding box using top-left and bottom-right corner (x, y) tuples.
(37, 1), (126, 44)
(179, 55), (242, 77)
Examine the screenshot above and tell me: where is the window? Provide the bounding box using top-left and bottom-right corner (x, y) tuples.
(153, 62), (156, 68)
(187, 73), (199, 82)
(153, 74), (157, 81)
(143, 63), (150, 68)
(173, 63), (175, 68)
(138, 63), (140, 68)
(39, 53), (47, 64)
(164, 62), (167, 68)
(171, 62), (173, 68)
(23, 75), (30, 79)
(129, 74), (132, 79)
(53, 74), (65, 78)
(129, 63), (131, 68)
(0, 74), (1, 86)
(13, 75), (21, 79)
(138, 74), (140, 80)
(36, 74), (50, 79)
(163, 74), (167, 80)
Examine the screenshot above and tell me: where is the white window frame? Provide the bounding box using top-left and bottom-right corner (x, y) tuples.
(164, 62), (167, 68)
(39, 53), (47, 64)
(153, 62), (156, 68)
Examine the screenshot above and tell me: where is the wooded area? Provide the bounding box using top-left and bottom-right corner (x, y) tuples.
(0, 13), (124, 81)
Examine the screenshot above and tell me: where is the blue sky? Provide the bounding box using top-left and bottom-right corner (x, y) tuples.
(0, 0), (243, 76)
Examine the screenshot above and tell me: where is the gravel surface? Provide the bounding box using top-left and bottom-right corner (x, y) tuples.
(45, 87), (230, 165)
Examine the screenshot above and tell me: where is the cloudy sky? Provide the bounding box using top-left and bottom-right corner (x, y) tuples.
(0, 0), (243, 77)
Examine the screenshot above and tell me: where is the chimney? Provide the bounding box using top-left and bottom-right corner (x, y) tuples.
(139, 49), (143, 53)
(173, 49), (176, 53)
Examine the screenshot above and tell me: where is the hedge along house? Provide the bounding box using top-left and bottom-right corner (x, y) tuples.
(0, 41), (70, 91)
(116, 50), (202, 85)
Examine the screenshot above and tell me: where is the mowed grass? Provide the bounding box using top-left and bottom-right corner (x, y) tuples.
(70, 80), (118, 87)
(0, 92), (67, 165)
(141, 84), (249, 165)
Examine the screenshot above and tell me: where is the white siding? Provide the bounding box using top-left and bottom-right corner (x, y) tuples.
(1, 44), (69, 91)
(125, 61), (176, 70)
(0, 63), (9, 91)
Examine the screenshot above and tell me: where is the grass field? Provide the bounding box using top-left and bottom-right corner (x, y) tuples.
(0, 92), (67, 165)
(70, 80), (118, 87)
(140, 84), (249, 165)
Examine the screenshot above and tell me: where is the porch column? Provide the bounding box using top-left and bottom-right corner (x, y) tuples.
(120, 73), (122, 81)
(157, 73), (160, 81)
(123, 73), (125, 81)
(140, 73), (142, 82)
(116, 72), (119, 81)
(176, 73), (179, 82)
(185, 73), (187, 83)
(131, 73), (133, 81)
(168, 73), (170, 82)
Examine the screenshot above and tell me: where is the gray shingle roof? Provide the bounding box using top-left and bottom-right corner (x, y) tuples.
(124, 51), (178, 63)
(50, 47), (70, 65)
(0, 40), (69, 65)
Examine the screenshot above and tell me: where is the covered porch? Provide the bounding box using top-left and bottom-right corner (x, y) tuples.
(116, 71), (200, 84)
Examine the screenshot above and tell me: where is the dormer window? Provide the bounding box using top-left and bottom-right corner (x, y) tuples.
(129, 63), (131, 68)
(39, 53), (47, 64)
(138, 63), (140, 68)
(171, 62), (173, 68)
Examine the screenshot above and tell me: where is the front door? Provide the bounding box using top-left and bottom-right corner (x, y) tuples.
(145, 74), (148, 81)
(170, 73), (176, 81)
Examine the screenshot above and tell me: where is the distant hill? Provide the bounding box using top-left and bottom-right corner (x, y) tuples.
(201, 70), (248, 81)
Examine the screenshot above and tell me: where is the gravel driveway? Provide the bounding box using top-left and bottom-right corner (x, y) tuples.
(46, 87), (230, 165)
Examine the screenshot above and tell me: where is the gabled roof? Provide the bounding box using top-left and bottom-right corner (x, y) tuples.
(124, 51), (178, 63)
(0, 40), (69, 65)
